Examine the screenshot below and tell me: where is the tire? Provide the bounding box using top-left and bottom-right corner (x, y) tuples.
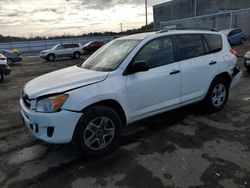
(73, 52), (81, 59)
(240, 38), (245, 44)
(47, 54), (55, 61)
(244, 61), (250, 72)
(203, 77), (230, 112)
(73, 105), (122, 157)
(7, 59), (13, 66)
(246, 66), (250, 72)
(0, 72), (3, 82)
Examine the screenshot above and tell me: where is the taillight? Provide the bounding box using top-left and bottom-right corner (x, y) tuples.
(0, 57), (6, 60)
(230, 49), (237, 56)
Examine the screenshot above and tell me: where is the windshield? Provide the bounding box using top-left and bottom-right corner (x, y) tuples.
(81, 39), (140, 71)
(83, 42), (92, 47)
(52, 44), (60, 50)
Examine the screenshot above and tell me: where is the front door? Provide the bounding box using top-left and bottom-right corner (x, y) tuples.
(126, 36), (181, 119)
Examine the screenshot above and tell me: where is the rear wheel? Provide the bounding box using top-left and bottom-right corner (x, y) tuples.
(246, 66), (250, 72)
(47, 54), (55, 61)
(73, 105), (122, 157)
(73, 52), (81, 59)
(240, 38), (245, 44)
(204, 77), (230, 112)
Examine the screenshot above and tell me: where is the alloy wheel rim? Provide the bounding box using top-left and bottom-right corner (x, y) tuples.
(84, 117), (115, 150)
(212, 83), (226, 107)
(7, 59), (12, 65)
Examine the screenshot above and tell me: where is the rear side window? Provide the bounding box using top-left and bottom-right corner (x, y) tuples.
(134, 36), (174, 69)
(64, 44), (71, 48)
(203, 34), (222, 54)
(175, 34), (204, 61)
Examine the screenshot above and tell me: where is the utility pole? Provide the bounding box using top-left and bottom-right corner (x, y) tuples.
(145, 0), (148, 26)
(194, 0), (197, 17)
(120, 23), (123, 32)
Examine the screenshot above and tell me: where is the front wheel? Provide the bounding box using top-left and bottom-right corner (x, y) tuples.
(203, 77), (230, 112)
(7, 59), (13, 66)
(73, 105), (122, 157)
(47, 54), (55, 61)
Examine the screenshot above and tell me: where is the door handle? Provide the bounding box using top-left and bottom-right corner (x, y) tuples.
(209, 61), (217, 65)
(169, 70), (180, 75)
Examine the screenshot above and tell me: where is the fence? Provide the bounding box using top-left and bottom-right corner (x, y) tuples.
(0, 36), (114, 53)
(159, 8), (250, 35)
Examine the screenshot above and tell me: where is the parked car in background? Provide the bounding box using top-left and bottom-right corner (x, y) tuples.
(0, 50), (22, 66)
(20, 30), (241, 156)
(40, 43), (83, 61)
(10, 49), (21, 56)
(0, 54), (11, 82)
(220, 28), (247, 45)
(82, 41), (105, 54)
(244, 51), (250, 71)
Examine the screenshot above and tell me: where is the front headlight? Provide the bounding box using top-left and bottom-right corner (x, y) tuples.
(36, 94), (68, 113)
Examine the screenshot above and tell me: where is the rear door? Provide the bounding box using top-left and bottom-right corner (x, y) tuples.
(64, 44), (75, 57)
(175, 34), (221, 102)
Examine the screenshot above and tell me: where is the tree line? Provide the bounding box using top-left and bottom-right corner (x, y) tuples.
(0, 23), (154, 43)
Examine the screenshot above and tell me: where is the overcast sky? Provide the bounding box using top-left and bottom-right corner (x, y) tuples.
(0, 0), (169, 37)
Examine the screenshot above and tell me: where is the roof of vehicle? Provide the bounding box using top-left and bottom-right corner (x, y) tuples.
(119, 30), (221, 40)
(61, 43), (79, 45)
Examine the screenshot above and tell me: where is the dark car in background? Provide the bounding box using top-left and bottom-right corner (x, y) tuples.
(0, 54), (11, 82)
(82, 41), (105, 54)
(0, 50), (22, 65)
(220, 28), (247, 45)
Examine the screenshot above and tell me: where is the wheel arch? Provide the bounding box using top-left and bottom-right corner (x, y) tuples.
(212, 72), (232, 85)
(47, 53), (56, 59)
(81, 99), (127, 127)
(203, 72), (232, 100)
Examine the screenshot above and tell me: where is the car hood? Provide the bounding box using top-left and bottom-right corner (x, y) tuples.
(41, 49), (52, 53)
(24, 66), (109, 99)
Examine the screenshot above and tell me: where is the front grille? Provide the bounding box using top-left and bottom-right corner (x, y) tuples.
(22, 92), (31, 109)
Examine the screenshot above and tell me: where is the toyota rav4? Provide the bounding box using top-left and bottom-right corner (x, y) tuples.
(20, 30), (241, 156)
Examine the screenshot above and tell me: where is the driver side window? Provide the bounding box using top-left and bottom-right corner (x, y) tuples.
(57, 45), (64, 50)
(134, 36), (174, 69)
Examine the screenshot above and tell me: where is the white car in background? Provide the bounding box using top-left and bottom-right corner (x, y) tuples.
(0, 54), (11, 82)
(21, 30), (241, 157)
(40, 43), (83, 61)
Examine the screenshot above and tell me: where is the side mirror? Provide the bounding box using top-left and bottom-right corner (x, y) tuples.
(128, 60), (149, 74)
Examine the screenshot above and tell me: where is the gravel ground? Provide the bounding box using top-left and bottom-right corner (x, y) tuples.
(0, 43), (250, 188)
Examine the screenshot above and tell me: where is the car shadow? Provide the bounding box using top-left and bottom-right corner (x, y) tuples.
(120, 103), (205, 146)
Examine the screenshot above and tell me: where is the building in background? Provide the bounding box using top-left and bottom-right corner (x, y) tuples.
(153, 0), (250, 34)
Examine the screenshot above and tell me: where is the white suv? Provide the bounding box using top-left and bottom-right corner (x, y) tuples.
(21, 30), (241, 156)
(40, 43), (83, 61)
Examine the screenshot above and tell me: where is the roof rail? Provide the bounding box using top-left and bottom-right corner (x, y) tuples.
(157, 27), (217, 33)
